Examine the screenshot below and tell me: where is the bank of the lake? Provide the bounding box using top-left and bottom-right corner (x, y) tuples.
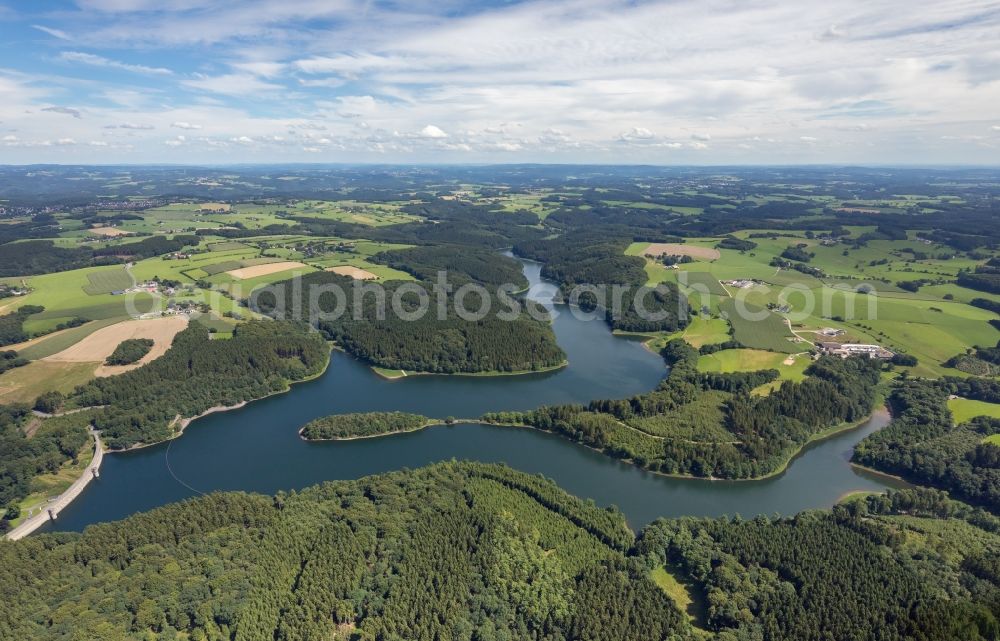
(37, 257), (903, 534)
(371, 359), (569, 380)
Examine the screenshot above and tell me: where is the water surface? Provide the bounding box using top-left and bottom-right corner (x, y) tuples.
(44, 259), (902, 532)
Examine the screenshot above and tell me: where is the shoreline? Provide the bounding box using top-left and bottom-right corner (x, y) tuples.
(848, 462), (913, 486)
(300, 409), (891, 485)
(370, 359), (569, 380)
(299, 419), (440, 441)
(5, 428), (104, 541)
(109, 344), (335, 452)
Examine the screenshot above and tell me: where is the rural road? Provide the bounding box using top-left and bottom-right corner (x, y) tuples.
(5, 428), (104, 541)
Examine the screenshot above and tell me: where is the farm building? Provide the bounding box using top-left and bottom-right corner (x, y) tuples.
(817, 342), (893, 359)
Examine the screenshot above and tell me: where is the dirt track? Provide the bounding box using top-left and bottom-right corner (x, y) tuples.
(326, 265), (378, 280)
(44, 316), (189, 376)
(226, 261), (307, 279)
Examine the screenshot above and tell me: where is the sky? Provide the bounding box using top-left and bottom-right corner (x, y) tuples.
(0, 0), (998, 165)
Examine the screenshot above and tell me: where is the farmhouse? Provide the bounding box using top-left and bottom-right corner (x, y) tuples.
(817, 342), (894, 359)
(722, 279), (758, 289)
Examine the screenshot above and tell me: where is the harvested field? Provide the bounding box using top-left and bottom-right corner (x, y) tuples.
(43, 316), (188, 376)
(89, 226), (130, 237)
(644, 243), (720, 260)
(326, 265), (378, 280)
(226, 261), (307, 279)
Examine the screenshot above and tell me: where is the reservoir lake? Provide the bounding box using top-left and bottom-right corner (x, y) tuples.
(44, 258), (904, 532)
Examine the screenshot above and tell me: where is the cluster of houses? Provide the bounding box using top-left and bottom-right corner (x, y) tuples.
(111, 281), (177, 296)
(817, 341), (894, 359)
(722, 279), (759, 289)
(0, 283), (28, 298)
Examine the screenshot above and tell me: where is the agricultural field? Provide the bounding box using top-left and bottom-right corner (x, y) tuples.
(81, 266), (133, 295)
(630, 226), (1000, 377)
(948, 397), (1000, 425)
(719, 299), (800, 353)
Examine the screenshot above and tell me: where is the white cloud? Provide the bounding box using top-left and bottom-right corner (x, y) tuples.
(182, 73), (283, 97)
(59, 51), (173, 75)
(419, 124), (448, 139)
(116, 122), (154, 130)
(6, 0), (1000, 163)
(32, 25), (71, 40)
(618, 127), (655, 141)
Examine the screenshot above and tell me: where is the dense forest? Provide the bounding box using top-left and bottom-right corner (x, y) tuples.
(2, 465), (997, 640)
(484, 340), (880, 479)
(299, 411), (430, 440)
(853, 378), (1000, 511)
(370, 245), (529, 289)
(104, 338), (154, 366)
(636, 487), (1000, 640)
(252, 271), (566, 374)
(0, 462), (690, 641)
(72, 321), (329, 449)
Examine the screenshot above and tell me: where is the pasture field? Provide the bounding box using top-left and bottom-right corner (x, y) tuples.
(0, 360), (98, 404)
(948, 398), (1000, 425)
(17, 318), (126, 360)
(82, 266), (133, 295)
(678, 271), (728, 297)
(675, 316), (731, 347)
(207, 241), (251, 252)
(697, 349), (809, 380)
(719, 299), (800, 353)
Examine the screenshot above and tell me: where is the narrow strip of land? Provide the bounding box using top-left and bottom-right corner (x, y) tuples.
(5, 428), (104, 541)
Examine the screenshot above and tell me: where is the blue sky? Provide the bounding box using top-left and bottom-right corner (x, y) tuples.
(0, 0), (998, 164)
